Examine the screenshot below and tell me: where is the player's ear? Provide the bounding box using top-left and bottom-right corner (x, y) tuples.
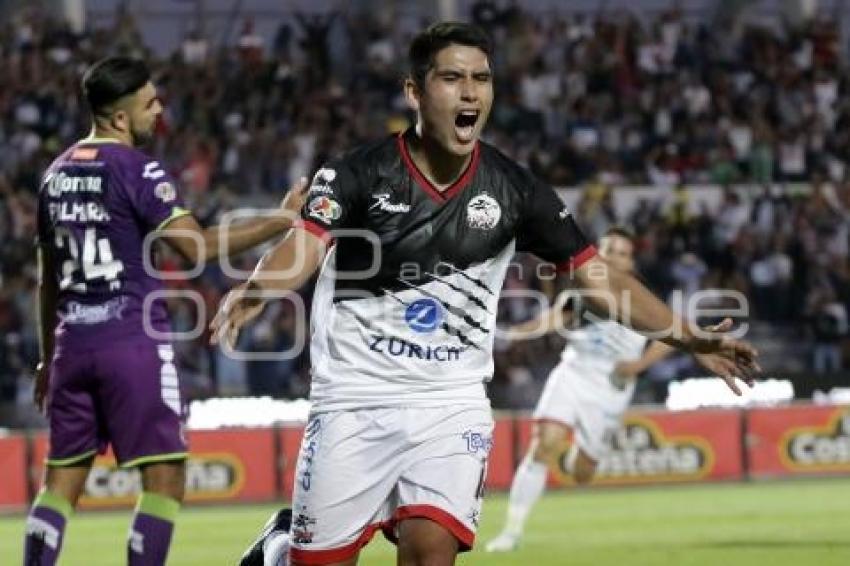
(403, 77), (420, 113)
(111, 109), (130, 134)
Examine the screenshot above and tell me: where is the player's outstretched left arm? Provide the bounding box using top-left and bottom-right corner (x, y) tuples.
(574, 257), (761, 395)
(210, 224), (327, 350)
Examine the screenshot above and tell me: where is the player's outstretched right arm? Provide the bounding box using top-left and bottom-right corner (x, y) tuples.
(211, 159), (362, 349)
(209, 226), (327, 350)
(515, 175), (760, 395)
(160, 177), (310, 264)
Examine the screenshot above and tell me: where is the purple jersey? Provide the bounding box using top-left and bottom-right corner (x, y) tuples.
(37, 138), (190, 347)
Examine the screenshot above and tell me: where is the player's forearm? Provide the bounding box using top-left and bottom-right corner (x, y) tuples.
(36, 282), (58, 363)
(247, 230), (325, 293)
(202, 216), (294, 261)
(575, 257), (694, 350)
(634, 341), (676, 373)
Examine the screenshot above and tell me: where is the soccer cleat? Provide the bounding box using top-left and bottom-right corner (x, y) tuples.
(239, 508), (292, 566)
(484, 532), (519, 552)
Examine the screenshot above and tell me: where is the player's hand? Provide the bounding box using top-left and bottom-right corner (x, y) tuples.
(33, 361), (50, 415)
(613, 360), (642, 380)
(687, 318), (761, 396)
(210, 282), (267, 350)
(278, 177), (310, 224)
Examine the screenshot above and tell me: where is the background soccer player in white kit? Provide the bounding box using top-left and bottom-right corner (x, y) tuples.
(213, 22), (759, 566)
(487, 227), (680, 552)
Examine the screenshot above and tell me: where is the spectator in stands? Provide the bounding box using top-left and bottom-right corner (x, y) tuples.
(807, 283), (848, 373)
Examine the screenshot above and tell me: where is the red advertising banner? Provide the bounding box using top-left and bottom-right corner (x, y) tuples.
(747, 404), (850, 478)
(13, 403), (849, 511)
(29, 428), (277, 508)
(0, 435), (28, 508)
(515, 408), (743, 487)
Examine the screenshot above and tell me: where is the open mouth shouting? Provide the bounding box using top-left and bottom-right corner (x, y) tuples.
(454, 108), (480, 144)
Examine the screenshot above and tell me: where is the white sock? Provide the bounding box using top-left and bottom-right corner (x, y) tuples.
(502, 456), (548, 538)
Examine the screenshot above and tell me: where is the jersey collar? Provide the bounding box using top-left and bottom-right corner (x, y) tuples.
(397, 128), (480, 203)
(78, 132), (124, 145)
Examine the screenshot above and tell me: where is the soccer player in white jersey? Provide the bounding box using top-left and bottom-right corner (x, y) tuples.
(213, 23), (759, 566)
(486, 227), (684, 552)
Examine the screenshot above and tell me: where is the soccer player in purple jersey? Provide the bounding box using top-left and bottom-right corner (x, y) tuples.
(23, 57), (308, 566)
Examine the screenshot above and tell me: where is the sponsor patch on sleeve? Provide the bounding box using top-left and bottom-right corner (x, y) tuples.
(154, 181), (177, 203)
(71, 147), (99, 161)
(307, 195), (342, 224)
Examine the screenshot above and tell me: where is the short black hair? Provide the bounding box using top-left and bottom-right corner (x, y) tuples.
(408, 22), (492, 85)
(603, 226), (635, 242)
(82, 56), (150, 116)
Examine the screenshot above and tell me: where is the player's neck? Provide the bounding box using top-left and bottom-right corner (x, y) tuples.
(406, 129), (473, 191)
(87, 125), (132, 146)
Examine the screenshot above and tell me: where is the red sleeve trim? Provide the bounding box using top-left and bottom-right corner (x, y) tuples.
(383, 504), (475, 552)
(295, 219), (333, 245)
(290, 523), (381, 565)
(554, 244), (597, 273)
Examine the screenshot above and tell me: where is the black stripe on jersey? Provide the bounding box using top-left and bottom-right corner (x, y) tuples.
(395, 279), (490, 335)
(437, 263), (494, 296)
(381, 289), (482, 350)
(424, 271), (492, 314)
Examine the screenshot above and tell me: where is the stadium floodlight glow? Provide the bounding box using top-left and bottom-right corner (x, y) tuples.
(813, 387), (850, 405)
(187, 397), (312, 429)
(142, 289), (206, 341)
(142, 227), (205, 279)
(665, 378), (795, 410)
(216, 289), (307, 361)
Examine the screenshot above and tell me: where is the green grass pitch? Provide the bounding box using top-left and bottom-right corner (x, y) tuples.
(2, 479), (849, 565)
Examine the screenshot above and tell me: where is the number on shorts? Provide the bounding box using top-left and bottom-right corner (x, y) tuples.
(474, 459), (487, 500)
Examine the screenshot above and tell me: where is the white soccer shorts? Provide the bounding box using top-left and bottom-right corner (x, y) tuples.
(533, 361), (630, 462)
(288, 404), (493, 564)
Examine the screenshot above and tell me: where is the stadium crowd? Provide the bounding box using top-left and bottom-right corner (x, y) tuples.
(1, 3), (849, 409)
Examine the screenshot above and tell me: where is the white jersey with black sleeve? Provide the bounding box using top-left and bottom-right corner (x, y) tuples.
(297, 128), (597, 412)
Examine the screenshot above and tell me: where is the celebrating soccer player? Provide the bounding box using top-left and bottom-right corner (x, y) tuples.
(214, 23), (760, 566)
(24, 56), (308, 566)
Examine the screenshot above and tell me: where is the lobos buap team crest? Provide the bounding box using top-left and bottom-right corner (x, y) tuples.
(466, 194), (501, 230)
